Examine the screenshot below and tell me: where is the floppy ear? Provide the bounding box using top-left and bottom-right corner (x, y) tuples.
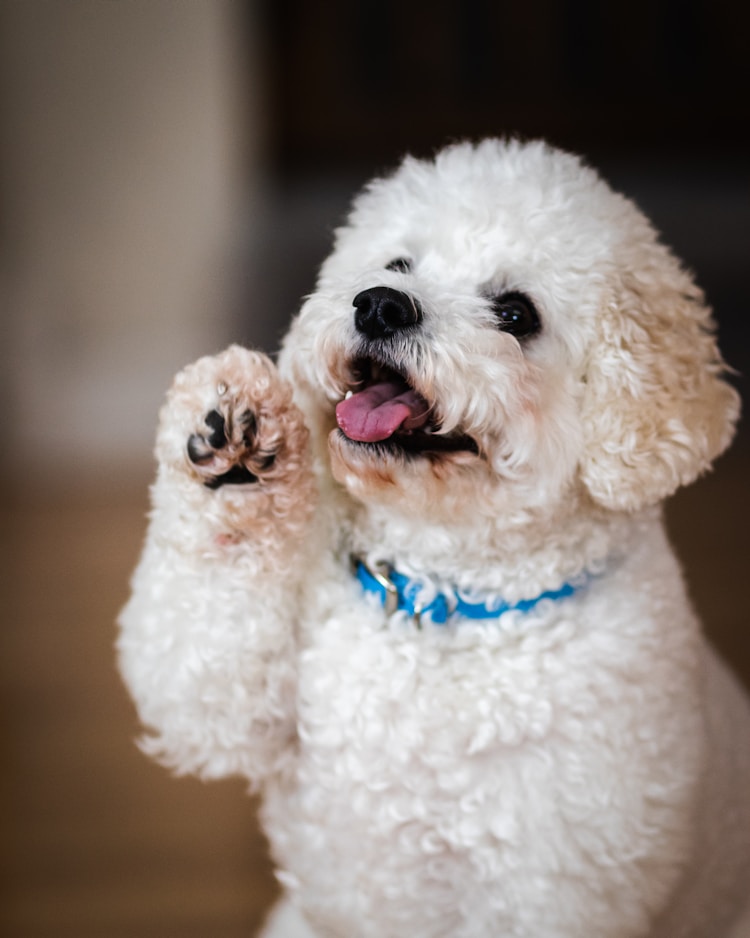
(580, 250), (740, 512)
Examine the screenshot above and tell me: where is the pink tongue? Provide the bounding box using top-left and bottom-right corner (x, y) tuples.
(336, 380), (430, 443)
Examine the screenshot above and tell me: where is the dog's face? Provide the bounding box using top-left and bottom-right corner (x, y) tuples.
(282, 140), (738, 523)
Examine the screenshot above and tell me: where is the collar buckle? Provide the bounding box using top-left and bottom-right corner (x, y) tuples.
(365, 559), (400, 617)
(353, 556), (432, 628)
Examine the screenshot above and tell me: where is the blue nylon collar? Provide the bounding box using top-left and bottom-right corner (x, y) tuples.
(355, 558), (582, 627)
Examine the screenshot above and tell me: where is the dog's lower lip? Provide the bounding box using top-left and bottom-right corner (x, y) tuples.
(335, 426), (479, 457)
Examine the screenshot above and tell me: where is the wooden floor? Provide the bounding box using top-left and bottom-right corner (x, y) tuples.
(2, 449), (748, 937)
(1, 479), (279, 938)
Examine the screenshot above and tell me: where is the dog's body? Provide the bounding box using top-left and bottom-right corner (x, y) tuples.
(119, 140), (750, 937)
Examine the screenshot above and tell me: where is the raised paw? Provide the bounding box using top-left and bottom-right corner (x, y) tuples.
(157, 345), (313, 501)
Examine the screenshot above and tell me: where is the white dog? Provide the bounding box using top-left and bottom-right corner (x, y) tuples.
(118, 139), (750, 937)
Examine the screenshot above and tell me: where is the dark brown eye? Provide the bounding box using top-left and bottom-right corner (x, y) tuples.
(385, 257), (412, 273)
(490, 292), (541, 339)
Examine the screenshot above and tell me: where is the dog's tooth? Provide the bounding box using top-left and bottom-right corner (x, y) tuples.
(345, 390), (353, 400)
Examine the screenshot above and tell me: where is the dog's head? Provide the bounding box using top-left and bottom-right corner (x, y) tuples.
(281, 139), (739, 522)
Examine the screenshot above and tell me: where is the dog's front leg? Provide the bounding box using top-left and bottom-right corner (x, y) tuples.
(118, 346), (316, 786)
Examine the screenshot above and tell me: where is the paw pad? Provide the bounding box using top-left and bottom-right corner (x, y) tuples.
(187, 406), (275, 490)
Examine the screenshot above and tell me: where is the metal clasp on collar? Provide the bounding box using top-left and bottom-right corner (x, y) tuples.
(366, 559), (400, 617)
(355, 556), (425, 628)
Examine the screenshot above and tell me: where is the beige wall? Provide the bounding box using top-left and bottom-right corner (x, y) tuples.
(1, 0), (261, 480)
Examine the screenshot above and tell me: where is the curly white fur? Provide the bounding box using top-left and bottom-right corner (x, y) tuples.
(118, 139), (750, 937)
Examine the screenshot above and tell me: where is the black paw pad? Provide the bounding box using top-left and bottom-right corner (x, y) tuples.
(205, 465), (259, 489)
(205, 410), (227, 448)
(187, 433), (213, 465)
(187, 410), (234, 465)
(187, 409), (231, 465)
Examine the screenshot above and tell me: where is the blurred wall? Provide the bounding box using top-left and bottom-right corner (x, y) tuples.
(0, 0), (261, 480)
(253, 0), (749, 414)
(1, 0), (746, 485)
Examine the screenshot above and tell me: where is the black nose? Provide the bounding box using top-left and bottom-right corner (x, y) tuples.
(352, 286), (422, 340)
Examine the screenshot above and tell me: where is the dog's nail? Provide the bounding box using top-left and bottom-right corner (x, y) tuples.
(217, 381), (228, 396)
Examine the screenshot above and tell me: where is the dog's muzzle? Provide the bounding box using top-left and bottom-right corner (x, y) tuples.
(335, 286), (479, 455)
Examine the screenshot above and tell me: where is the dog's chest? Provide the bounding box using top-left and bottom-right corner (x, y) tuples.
(264, 588), (703, 937)
(297, 603), (572, 764)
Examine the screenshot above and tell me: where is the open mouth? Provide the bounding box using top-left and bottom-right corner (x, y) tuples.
(334, 357), (479, 456)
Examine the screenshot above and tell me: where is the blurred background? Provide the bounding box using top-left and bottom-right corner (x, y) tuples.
(1, 1), (748, 935)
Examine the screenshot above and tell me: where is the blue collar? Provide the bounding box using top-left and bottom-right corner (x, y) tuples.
(355, 557), (584, 628)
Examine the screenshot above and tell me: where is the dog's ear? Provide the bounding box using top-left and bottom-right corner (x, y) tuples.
(579, 254), (740, 512)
